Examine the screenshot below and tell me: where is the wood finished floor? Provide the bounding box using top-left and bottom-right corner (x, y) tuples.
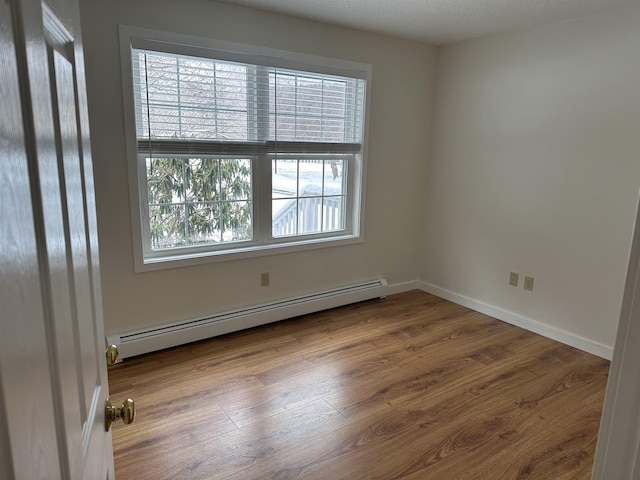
(108, 290), (610, 480)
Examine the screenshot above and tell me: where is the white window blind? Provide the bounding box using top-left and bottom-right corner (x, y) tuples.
(132, 49), (366, 154)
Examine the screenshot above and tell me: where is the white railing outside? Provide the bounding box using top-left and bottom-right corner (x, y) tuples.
(273, 196), (343, 237)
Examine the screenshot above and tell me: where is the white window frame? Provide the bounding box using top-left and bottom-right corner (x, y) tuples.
(119, 25), (371, 272)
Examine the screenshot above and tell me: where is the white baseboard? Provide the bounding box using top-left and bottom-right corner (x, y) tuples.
(417, 281), (613, 360)
(107, 276), (612, 361)
(108, 279), (388, 361)
(387, 279), (422, 295)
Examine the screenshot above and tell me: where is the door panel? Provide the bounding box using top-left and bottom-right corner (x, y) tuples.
(2, 0), (115, 478)
(43, 3), (114, 479)
(0, 0), (62, 478)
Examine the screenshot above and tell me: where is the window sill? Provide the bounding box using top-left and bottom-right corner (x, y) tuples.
(134, 234), (364, 273)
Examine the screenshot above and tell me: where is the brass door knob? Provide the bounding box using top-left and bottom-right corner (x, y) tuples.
(105, 345), (119, 365)
(105, 398), (135, 431)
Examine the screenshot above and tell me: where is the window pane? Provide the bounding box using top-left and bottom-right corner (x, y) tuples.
(272, 198), (297, 237)
(269, 70), (365, 143)
(294, 116), (322, 142)
(179, 108), (217, 138)
(324, 159), (345, 195)
(296, 76), (322, 115)
(271, 74), (296, 115)
(214, 63), (248, 110)
(270, 114), (295, 139)
(323, 196), (345, 232)
(272, 159), (298, 198)
(220, 159), (252, 201)
(298, 197), (323, 235)
(134, 50), (250, 141)
(147, 158), (185, 204)
(178, 59), (216, 107)
(187, 202), (221, 244)
(186, 158), (219, 202)
(299, 160), (323, 197)
(222, 201), (252, 241)
(217, 111), (248, 141)
(323, 80), (347, 116)
(147, 156), (253, 249)
(323, 119), (346, 142)
(272, 157), (348, 237)
(149, 204), (186, 249)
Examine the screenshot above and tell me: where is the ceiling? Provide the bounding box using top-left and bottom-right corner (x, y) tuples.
(215, 0), (635, 44)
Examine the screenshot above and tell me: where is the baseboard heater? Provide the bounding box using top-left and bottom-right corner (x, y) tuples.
(106, 279), (388, 361)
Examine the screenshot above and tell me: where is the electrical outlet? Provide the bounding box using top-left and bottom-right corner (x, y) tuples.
(509, 272), (519, 287)
(261, 272), (270, 287)
(524, 276), (534, 292)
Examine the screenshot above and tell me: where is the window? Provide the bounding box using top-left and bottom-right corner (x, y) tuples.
(120, 27), (370, 270)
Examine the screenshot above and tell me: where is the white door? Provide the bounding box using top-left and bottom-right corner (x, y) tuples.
(0, 0), (118, 478)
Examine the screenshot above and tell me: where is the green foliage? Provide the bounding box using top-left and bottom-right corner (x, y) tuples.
(146, 157), (252, 249)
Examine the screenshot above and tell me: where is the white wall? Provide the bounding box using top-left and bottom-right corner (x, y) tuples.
(423, 5), (640, 354)
(80, 0), (640, 355)
(79, 0), (434, 335)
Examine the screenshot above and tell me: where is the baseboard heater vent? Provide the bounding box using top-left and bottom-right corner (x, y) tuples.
(107, 279), (388, 361)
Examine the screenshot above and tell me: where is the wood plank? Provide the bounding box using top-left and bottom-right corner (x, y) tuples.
(108, 290), (609, 479)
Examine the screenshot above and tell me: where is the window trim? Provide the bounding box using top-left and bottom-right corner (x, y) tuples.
(119, 25), (372, 272)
